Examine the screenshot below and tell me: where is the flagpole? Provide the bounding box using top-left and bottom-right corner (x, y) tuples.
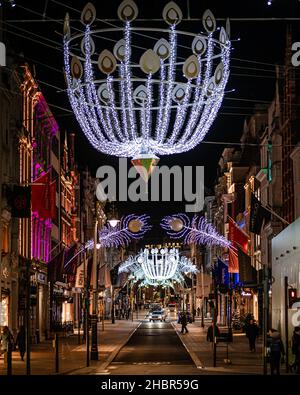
(264, 204), (290, 226)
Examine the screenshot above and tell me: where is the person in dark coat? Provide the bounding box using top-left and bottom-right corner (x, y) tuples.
(245, 319), (259, 352)
(292, 326), (300, 374)
(268, 329), (285, 375)
(180, 312), (189, 334)
(16, 326), (26, 361)
(207, 322), (220, 342)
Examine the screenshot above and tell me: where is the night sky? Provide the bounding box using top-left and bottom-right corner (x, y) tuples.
(1, 0), (300, 242)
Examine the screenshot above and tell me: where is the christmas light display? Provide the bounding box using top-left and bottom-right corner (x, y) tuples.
(85, 214), (151, 249)
(161, 213), (231, 248)
(118, 247), (198, 288)
(63, 1), (231, 166)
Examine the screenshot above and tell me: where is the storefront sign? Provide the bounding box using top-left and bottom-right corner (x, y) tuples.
(37, 273), (47, 284)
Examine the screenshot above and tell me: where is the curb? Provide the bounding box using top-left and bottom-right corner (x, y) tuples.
(67, 320), (142, 375)
(171, 321), (205, 370)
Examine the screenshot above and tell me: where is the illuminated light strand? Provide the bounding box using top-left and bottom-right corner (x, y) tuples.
(154, 60), (166, 140)
(64, 40), (101, 151)
(169, 79), (192, 144)
(161, 213), (231, 248)
(107, 75), (125, 142)
(158, 25), (177, 144)
(180, 34), (214, 144)
(145, 73), (153, 142)
(119, 62), (130, 140)
(84, 26), (115, 143)
(124, 21), (136, 141)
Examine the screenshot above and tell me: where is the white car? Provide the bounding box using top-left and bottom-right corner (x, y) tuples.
(149, 310), (166, 322)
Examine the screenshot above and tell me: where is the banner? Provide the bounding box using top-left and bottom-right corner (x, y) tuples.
(75, 260), (85, 288)
(10, 186), (31, 218)
(48, 247), (65, 283)
(250, 193), (271, 235)
(229, 248), (239, 274)
(238, 247), (257, 284)
(214, 258), (229, 286)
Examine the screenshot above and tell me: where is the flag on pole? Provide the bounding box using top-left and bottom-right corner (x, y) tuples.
(250, 193), (271, 234)
(214, 258), (229, 286)
(31, 172), (56, 219)
(228, 248), (239, 274)
(228, 217), (249, 253)
(47, 247), (65, 283)
(237, 247), (257, 283)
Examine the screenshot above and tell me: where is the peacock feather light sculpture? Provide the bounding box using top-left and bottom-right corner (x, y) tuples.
(63, 1), (231, 178)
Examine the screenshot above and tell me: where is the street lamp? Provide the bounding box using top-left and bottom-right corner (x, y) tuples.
(90, 216), (99, 360)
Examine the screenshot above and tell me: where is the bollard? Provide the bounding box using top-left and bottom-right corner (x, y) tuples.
(7, 342), (12, 376)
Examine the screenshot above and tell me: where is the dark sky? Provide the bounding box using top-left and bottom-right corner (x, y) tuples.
(1, 0), (300, 241)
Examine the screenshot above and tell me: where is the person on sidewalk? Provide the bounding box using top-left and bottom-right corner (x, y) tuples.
(206, 322), (220, 343)
(180, 312), (189, 334)
(197, 307), (201, 317)
(16, 326), (26, 361)
(0, 326), (14, 365)
(245, 319), (259, 352)
(268, 329), (285, 375)
(291, 326), (300, 374)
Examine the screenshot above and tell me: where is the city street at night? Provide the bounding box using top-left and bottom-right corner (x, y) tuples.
(1, 0), (300, 390)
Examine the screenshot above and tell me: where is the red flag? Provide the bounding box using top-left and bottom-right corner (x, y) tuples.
(31, 172), (49, 218)
(32, 173), (56, 219)
(229, 248), (239, 273)
(228, 217), (248, 253)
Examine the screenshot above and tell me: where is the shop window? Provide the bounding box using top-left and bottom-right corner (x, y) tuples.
(0, 294), (9, 327)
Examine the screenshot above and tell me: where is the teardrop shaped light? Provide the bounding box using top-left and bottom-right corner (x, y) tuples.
(97, 83), (109, 104)
(98, 50), (117, 74)
(133, 85), (148, 106)
(172, 84), (186, 103)
(117, 0), (138, 22)
(71, 56), (83, 80)
(219, 27), (227, 45)
(81, 36), (95, 55)
(81, 2), (96, 25)
(63, 13), (70, 38)
(183, 55), (200, 79)
(202, 9), (216, 33)
(162, 1), (182, 25)
(140, 49), (161, 74)
(192, 35), (207, 56)
(206, 77), (215, 96)
(226, 18), (231, 39)
(214, 62), (224, 85)
(153, 38), (170, 60)
(113, 39), (126, 61)
(169, 218), (184, 232)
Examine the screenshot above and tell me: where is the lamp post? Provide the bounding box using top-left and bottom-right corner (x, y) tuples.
(90, 218), (99, 361)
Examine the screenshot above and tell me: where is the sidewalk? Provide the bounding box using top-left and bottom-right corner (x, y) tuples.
(0, 319), (139, 376)
(173, 318), (264, 375)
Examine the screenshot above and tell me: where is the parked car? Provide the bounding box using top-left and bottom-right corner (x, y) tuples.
(149, 310), (166, 322)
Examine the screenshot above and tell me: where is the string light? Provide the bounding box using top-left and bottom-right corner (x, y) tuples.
(161, 213), (231, 248)
(63, 1), (231, 161)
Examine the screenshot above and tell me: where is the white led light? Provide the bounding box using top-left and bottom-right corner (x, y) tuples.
(63, 3), (231, 159)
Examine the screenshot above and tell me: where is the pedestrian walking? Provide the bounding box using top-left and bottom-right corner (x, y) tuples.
(206, 322), (220, 342)
(245, 319), (259, 352)
(0, 326), (14, 365)
(16, 325), (26, 361)
(197, 307), (201, 317)
(180, 312), (189, 334)
(291, 326), (300, 374)
(268, 329), (285, 375)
